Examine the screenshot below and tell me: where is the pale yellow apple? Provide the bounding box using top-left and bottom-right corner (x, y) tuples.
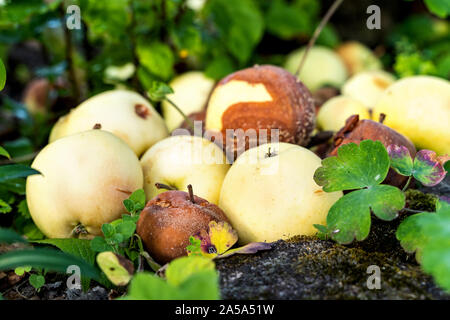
(162, 71), (215, 132)
(26, 130), (144, 238)
(140, 135), (230, 204)
(219, 142), (343, 244)
(49, 90), (169, 156)
(336, 41), (382, 76)
(373, 76), (450, 155)
(317, 95), (371, 132)
(284, 46), (348, 91)
(342, 70), (396, 107)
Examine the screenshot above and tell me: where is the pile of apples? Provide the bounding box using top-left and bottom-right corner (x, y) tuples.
(25, 41), (450, 264)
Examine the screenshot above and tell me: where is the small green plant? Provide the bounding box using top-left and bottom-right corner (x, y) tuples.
(313, 140), (406, 243)
(15, 266), (46, 292)
(120, 256), (220, 300)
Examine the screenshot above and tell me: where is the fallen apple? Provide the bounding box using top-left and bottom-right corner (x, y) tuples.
(336, 41), (382, 76)
(162, 71), (215, 132)
(26, 130), (144, 238)
(136, 187), (229, 264)
(219, 142), (343, 244)
(22, 78), (53, 114)
(49, 90), (169, 156)
(140, 135), (230, 205)
(317, 95), (371, 132)
(284, 46), (348, 92)
(372, 76), (450, 155)
(342, 70), (396, 107)
(205, 65), (315, 158)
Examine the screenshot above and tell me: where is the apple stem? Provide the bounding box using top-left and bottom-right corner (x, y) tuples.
(72, 223), (88, 238)
(294, 0), (344, 78)
(155, 183), (176, 191)
(165, 97), (195, 132)
(378, 113), (386, 124)
(187, 184), (195, 203)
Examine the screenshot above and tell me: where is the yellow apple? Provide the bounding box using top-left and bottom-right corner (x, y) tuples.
(373, 76), (450, 155)
(162, 71), (215, 132)
(317, 95), (371, 132)
(342, 70), (396, 107)
(26, 130), (144, 238)
(49, 90), (169, 156)
(336, 41), (382, 76)
(140, 135), (230, 204)
(284, 46), (348, 91)
(219, 142), (342, 244)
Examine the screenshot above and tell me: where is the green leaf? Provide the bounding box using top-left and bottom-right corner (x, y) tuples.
(90, 237), (111, 253)
(123, 199), (135, 213)
(14, 266), (31, 276)
(29, 274), (45, 291)
(412, 149), (447, 187)
(265, 0), (311, 39)
(165, 256), (215, 287)
(102, 224), (115, 238)
(314, 140), (390, 192)
(396, 212), (436, 254)
(205, 55), (235, 80)
(147, 81), (174, 102)
(0, 248), (100, 281)
(128, 189), (146, 209)
(33, 238), (98, 290)
(0, 199), (12, 214)
(0, 146), (10, 159)
(387, 145), (414, 176)
(0, 228), (27, 244)
(424, 0), (450, 18)
(115, 221), (136, 240)
(326, 185), (405, 244)
(137, 42), (174, 81)
(0, 58), (5, 91)
(0, 164), (40, 183)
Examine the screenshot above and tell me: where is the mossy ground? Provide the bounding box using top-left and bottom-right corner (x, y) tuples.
(216, 179), (450, 300)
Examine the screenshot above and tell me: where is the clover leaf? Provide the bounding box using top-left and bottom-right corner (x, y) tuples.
(388, 145), (448, 187)
(313, 140), (405, 244)
(397, 198), (450, 291)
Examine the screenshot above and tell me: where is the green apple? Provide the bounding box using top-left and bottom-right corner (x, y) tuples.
(284, 46), (348, 92)
(219, 142), (342, 244)
(336, 41), (382, 76)
(373, 76), (450, 155)
(162, 72), (215, 132)
(317, 95), (371, 132)
(26, 130), (143, 238)
(140, 135), (230, 205)
(49, 90), (169, 156)
(342, 70), (396, 107)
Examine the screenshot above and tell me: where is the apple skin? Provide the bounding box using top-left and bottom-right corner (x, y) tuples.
(342, 70), (395, 107)
(26, 130), (144, 238)
(205, 65), (316, 157)
(336, 41), (382, 76)
(162, 71), (215, 132)
(317, 95), (371, 132)
(136, 190), (229, 264)
(372, 76), (450, 155)
(284, 46), (348, 92)
(49, 90), (169, 156)
(219, 142), (343, 244)
(140, 135), (230, 205)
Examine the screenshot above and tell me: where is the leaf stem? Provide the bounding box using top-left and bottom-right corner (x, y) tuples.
(295, 0), (344, 78)
(402, 176), (413, 192)
(165, 97), (194, 131)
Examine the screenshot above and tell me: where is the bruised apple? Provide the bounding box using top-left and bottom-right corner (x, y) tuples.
(219, 142), (342, 244)
(284, 46), (348, 91)
(162, 71), (215, 132)
(372, 76), (450, 155)
(342, 70), (395, 107)
(140, 135), (230, 205)
(205, 65), (315, 157)
(317, 95), (371, 132)
(26, 130), (143, 238)
(49, 90), (169, 156)
(136, 189), (229, 264)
